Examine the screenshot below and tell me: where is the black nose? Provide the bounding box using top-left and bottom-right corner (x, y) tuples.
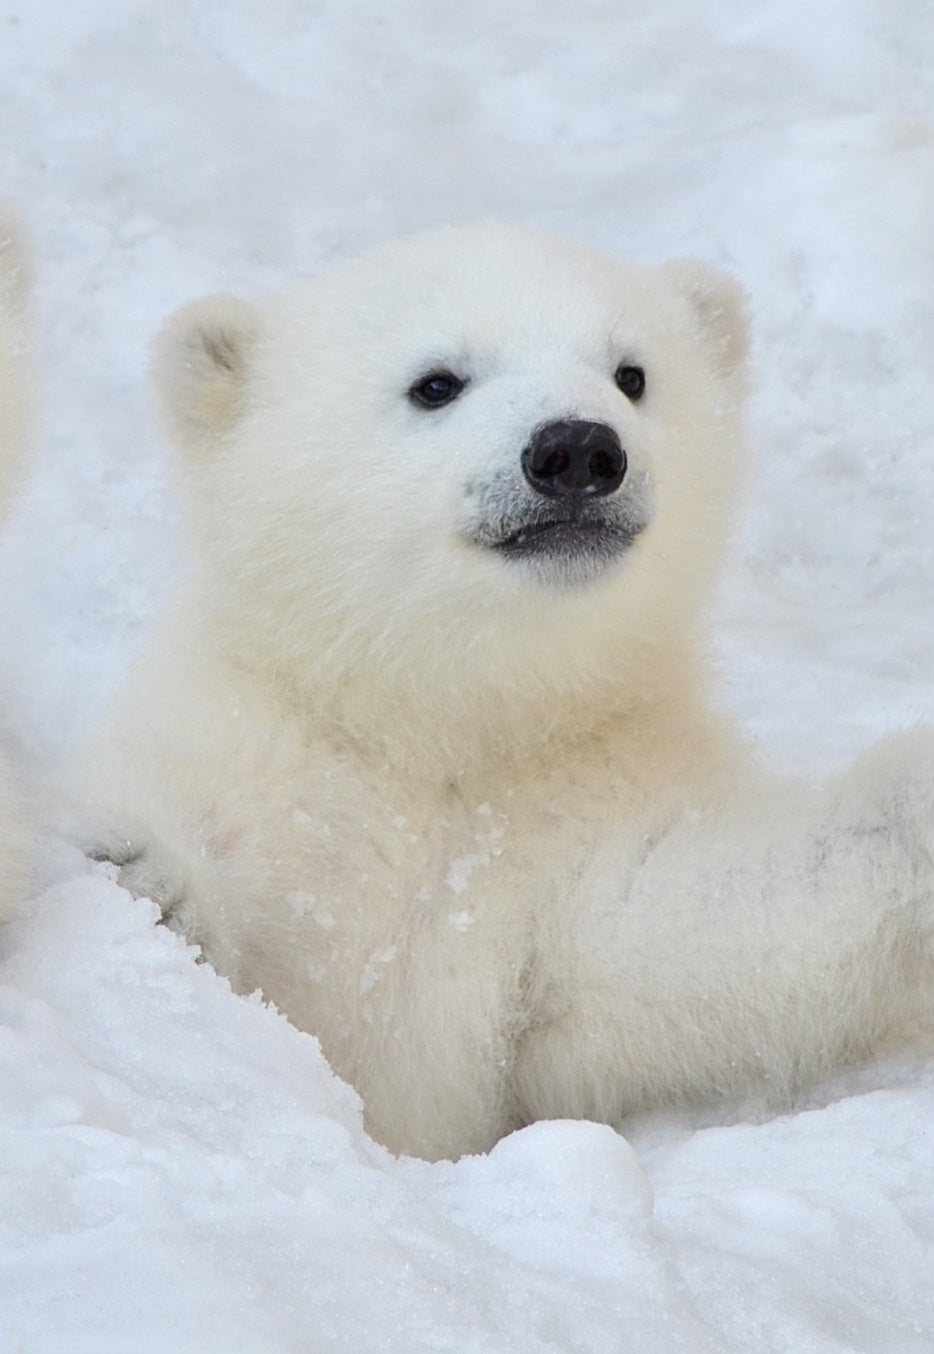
(521, 420), (627, 498)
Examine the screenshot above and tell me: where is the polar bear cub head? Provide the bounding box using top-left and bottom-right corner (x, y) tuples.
(155, 224), (749, 743)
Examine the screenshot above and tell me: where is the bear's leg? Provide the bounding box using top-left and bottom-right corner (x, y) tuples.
(513, 730), (934, 1127)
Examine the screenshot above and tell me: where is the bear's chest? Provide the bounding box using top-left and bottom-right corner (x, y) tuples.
(211, 750), (616, 981)
(226, 755), (645, 1006)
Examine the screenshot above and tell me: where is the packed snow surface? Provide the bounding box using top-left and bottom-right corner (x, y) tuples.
(0, 1), (933, 1349)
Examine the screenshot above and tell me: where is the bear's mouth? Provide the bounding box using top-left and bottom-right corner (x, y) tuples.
(493, 514), (642, 564)
(463, 467), (652, 581)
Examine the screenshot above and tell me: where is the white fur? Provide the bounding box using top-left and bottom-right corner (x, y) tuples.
(0, 211), (29, 516)
(0, 210), (33, 923)
(75, 224), (934, 1160)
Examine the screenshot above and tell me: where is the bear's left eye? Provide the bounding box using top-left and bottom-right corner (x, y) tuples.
(614, 364), (646, 401)
(408, 369), (467, 410)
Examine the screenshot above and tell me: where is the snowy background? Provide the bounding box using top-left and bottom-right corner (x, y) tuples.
(0, 1), (933, 1349)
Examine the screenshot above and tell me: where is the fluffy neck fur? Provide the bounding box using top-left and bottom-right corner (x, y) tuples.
(184, 576), (720, 784)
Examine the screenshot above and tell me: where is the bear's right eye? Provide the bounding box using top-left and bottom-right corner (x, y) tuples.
(614, 364), (646, 401)
(408, 370), (467, 410)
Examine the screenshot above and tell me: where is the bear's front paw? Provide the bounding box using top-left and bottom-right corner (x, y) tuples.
(82, 826), (189, 927)
(84, 826), (142, 870)
(114, 849), (187, 918)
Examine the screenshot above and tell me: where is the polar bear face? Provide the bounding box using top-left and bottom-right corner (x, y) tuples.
(156, 225), (749, 738)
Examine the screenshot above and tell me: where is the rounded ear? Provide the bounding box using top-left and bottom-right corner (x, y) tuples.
(660, 259), (750, 380)
(153, 294), (260, 449)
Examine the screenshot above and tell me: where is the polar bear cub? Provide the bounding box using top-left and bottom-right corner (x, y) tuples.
(0, 212), (32, 923)
(0, 216), (29, 515)
(81, 224), (934, 1160)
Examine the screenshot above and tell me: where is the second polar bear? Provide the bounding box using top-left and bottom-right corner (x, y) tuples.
(79, 224), (934, 1160)
(0, 213), (32, 923)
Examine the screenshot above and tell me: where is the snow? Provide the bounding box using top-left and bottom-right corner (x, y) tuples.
(0, 0), (932, 1348)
